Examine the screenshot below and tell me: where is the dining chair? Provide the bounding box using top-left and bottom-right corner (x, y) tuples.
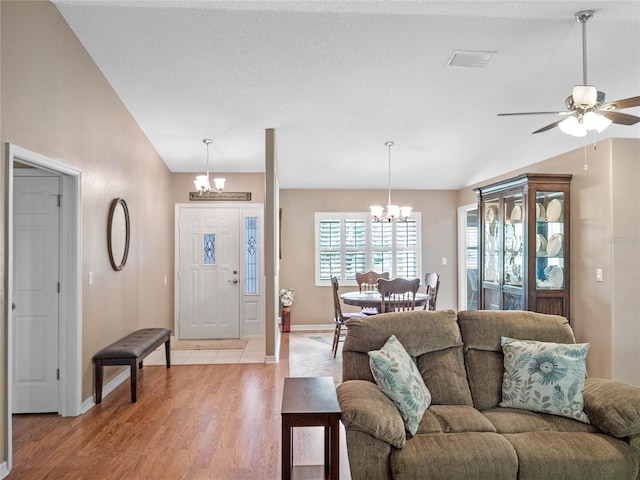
(377, 277), (421, 313)
(356, 271), (390, 292)
(331, 277), (367, 358)
(355, 271), (390, 314)
(424, 272), (440, 311)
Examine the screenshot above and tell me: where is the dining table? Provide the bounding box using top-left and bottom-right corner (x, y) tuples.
(340, 290), (430, 313)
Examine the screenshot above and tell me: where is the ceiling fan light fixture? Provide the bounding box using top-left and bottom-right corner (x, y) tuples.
(583, 111), (612, 133)
(559, 116), (587, 137)
(572, 85), (598, 108)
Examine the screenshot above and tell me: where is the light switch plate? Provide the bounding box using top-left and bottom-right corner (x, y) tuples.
(596, 268), (603, 282)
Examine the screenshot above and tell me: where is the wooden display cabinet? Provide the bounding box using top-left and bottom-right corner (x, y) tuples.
(474, 173), (572, 319)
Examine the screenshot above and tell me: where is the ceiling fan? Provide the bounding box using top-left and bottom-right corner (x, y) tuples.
(498, 10), (640, 136)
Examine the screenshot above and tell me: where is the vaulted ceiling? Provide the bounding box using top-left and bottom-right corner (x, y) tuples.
(52, 1), (640, 189)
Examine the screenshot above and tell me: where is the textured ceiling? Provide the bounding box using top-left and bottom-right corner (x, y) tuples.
(52, 0), (640, 189)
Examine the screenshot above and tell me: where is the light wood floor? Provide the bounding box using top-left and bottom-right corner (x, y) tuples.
(8, 333), (351, 480)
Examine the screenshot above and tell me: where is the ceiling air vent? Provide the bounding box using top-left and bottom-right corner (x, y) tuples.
(447, 50), (495, 68)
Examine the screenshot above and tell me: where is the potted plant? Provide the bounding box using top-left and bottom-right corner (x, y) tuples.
(279, 288), (295, 332)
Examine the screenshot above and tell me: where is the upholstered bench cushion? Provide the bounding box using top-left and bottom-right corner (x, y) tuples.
(94, 328), (171, 359)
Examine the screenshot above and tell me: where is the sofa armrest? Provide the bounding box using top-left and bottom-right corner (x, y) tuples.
(583, 378), (640, 438)
(337, 379), (406, 448)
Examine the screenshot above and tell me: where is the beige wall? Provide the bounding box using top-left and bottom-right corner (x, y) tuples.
(458, 138), (640, 382)
(1, 0), (175, 425)
(611, 139), (640, 385)
(279, 189), (458, 326)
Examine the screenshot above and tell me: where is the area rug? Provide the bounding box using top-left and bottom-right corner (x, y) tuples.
(171, 339), (248, 350)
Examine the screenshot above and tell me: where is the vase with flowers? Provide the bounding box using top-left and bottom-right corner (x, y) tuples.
(279, 288), (295, 332)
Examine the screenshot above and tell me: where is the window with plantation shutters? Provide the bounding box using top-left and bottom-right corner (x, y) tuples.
(315, 213), (421, 286)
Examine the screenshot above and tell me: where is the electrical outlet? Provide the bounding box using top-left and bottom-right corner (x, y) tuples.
(596, 268), (603, 282)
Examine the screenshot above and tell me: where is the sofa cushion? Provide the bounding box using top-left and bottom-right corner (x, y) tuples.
(343, 310), (473, 406)
(369, 335), (431, 436)
(416, 346), (473, 405)
(500, 337), (590, 423)
(337, 379), (407, 448)
(482, 407), (599, 434)
(458, 310), (576, 410)
(503, 432), (639, 480)
(417, 405), (496, 435)
(389, 432), (518, 480)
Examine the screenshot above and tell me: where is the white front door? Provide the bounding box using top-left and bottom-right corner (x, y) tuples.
(178, 207), (241, 339)
(12, 175), (60, 413)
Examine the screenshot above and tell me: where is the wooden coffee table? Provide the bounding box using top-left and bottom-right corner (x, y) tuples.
(281, 377), (341, 480)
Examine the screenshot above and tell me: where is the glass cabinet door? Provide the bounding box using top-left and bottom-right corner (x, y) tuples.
(535, 191), (565, 290)
(483, 201), (500, 284)
(503, 193), (524, 287)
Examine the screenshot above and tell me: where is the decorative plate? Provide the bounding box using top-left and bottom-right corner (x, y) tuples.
(547, 233), (563, 257)
(546, 199), (562, 222)
(536, 202), (546, 220)
(486, 205), (498, 224)
(548, 266), (564, 289)
(536, 234), (547, 253)
(510, 205), (522, 222)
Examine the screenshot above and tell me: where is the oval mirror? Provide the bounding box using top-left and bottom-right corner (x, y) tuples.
(107, 198), (130, 271)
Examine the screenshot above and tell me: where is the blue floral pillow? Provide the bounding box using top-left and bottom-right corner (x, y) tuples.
(368, 335), (432, 435)
(500, 336), (590, 423)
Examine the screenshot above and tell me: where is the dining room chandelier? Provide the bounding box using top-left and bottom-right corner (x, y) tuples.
(370, 141), (412, 222)
(193, 139), (226, 194)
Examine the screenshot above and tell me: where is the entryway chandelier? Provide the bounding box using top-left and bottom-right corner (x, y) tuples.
(370, 141), (412, 222)
(193, 139), (226, 194)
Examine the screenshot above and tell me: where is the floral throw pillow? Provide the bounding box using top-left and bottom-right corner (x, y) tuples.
(500, 336), (590, 424)
(368, 335), (432, 435)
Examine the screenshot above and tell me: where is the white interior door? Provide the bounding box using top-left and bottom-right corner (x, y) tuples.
(13, 175), (60, 413)
(178, 207), (240, 339)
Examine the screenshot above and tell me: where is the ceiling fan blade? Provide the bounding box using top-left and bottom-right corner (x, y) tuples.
(600, 96), (640, 111)
(601, 111), (640, 125)
(498, 111), (571, 117)
(532, 119), (564, 134)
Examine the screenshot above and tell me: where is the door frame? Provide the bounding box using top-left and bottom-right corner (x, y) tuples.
(174, 203), (265, 339)
(457, 202), (479, 311)
(6, 144), (83, 468)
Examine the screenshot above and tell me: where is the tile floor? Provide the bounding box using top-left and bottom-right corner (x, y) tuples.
(144, 335), (267, 365)
(288, 332), (343, 383)
(144, 332), (342, 381)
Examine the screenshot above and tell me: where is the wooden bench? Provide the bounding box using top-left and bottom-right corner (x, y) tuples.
(93, 328), (171, 404)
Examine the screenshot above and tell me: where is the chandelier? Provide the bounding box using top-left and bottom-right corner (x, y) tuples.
(370, 141), (412, 222)
(193, 139), (226, 193)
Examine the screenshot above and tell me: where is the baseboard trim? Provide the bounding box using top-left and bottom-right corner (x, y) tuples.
(290, 324), (334, 332)
(81, 368), (130, 413)
(1, 461), (9, 478)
